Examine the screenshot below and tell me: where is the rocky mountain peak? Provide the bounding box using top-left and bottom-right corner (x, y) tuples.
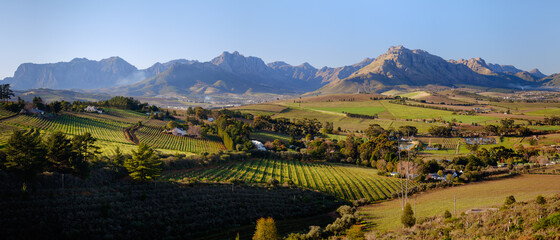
(529, 68), (546, 78)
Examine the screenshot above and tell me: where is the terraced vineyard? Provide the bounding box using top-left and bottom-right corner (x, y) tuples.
(163, 159), (418, 201)
(136, 125), (226, 154)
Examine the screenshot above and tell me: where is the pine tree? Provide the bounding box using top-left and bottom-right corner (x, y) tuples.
(113, 146), (125, 166)
(252, 217), (280, 240)
(124, 143), (162, 181)
(4, 129), (46, 178)
(45, 131), (73, 173)
(401, 203), (416, 227)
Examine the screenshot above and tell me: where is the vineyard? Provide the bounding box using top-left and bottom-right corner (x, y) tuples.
(163, 159), (418, 201)
(0, 180), (339, 240)
(136, 125), (226, 154)
(2, 114), (131, 144)
(0, 109), (16, 120)
(417, 137), (462, 149)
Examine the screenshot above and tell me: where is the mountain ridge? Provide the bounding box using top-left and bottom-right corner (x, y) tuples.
(2, 46), (558, 96)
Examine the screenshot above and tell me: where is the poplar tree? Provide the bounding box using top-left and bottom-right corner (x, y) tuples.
(252, 217), (279, 240)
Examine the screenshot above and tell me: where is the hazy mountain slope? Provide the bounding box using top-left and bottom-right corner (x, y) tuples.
(4, 57), (138, 90)
(144, 59), (198, 78)
(541, 73), (560, 87)
(103, 62), (293, 97)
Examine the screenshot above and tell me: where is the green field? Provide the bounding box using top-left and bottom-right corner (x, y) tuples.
(381, 101), (497, 124)
(358, 174), (560, 231)
(525, 108), (560, 117)
(251, 131), (292, 142)
(528, 125), (560, 131)
(163, 158), (419, 202)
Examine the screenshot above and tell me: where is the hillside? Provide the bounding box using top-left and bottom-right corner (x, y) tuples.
(314, 46), (542, 94)
(3, 57), (138, 90)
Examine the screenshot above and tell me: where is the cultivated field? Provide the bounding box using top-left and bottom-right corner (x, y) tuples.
(136, 125), (226, 154)
(358, 174), (560, 231)
(0, 109), (226, 155)
(163, 158), (418, 201)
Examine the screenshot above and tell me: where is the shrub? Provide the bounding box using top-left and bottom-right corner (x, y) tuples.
(444, 210), (452, 219)
(346, 225), (365, 240)
(536, 195), (546, 205)
(401, 203), (416, 227)
(505, 195), (516, 205)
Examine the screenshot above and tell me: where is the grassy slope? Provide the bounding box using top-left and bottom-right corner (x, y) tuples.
(381, 101), (497, 124)
(358, 174), (560, 231)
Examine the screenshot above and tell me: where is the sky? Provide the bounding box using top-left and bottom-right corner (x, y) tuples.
(1, 0), (559, 79)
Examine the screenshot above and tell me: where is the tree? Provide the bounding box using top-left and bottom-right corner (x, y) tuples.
(45, 131), (74, 173)
(364, 124), (385, 139)
(0, 84), (15, 102)
(398, 125), (418, 137)
(49, 101), (63, 114)
(253, 217), (280, 240)
(3, 129), (46, 178)
(113, 146), (125, 167)
(166, 120), (179, 130)
(401, 203), (416, 227)
(124, 143), (162, 181)
(32, 96), (45, 110)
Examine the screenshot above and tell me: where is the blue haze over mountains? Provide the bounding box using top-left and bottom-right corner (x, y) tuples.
(2, 46), (556, 96)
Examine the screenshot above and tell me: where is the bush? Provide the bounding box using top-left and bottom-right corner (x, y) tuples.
(346, 225), (365, 240)
(505, 195), (516, 205)
(536, 195), (546, 205)
(533, 213), (560, 231)
(444, 210), (452, 219)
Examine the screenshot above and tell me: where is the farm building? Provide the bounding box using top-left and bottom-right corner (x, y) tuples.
(170, 128), (187, 136)
(252, 140), (266, 151)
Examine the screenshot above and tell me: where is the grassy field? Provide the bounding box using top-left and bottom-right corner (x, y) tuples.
(358, 174), (560, 231)
(525, 108), (560, 117)
(163, 158), (418, 202)
(251, 131), (292, 143)
(381, 101), (497, 124)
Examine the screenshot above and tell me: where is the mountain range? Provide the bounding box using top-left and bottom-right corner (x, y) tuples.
(2, 46), (558, 97)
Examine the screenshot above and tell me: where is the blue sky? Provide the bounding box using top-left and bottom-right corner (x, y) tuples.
(1, 0), (559, 79)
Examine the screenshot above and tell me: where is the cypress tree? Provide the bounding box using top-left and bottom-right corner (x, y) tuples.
(401, 203), (416, 227)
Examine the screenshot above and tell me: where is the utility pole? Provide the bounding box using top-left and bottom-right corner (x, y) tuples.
(454, 195), (457, 216)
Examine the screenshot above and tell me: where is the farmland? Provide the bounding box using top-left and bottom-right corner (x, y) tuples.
(0, 109), (226, 155)
(358, 174), (560, 231)
(163, 158), (418, 202)
(136, 125), (226, 154)
(380, 101), (497, 124)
